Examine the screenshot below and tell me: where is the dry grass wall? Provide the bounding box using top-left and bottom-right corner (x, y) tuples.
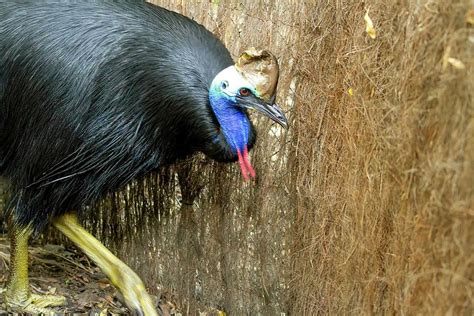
(286, 1), (473, 314)
(146, 1), (473, 314)
(1, 1), (472, 315)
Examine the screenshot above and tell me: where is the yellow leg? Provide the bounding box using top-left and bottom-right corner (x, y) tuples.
(53, 213), (157, 316)
(5, 225), (66, 314)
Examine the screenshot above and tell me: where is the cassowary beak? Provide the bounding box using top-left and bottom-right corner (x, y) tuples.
(237, 94), (288, 128)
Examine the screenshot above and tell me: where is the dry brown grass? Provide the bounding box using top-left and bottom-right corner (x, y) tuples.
(286, 1), (473, 314)
(2, 1), (471, 315)
(98, 1), (473, 314)
(153, 1), (473, 314)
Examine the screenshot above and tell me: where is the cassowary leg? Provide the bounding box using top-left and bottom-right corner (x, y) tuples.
(53, 213), (157, 316)
(5, 225), (67, 313)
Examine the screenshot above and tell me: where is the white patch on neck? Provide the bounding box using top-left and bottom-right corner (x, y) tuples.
(211, 66), (254, 100)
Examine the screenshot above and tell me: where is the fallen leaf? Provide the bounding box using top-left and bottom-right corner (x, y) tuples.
(76, 288), (101, 308)
(104, 295), (114, 304)
(348, 88), (354, 96)
(465, 9), (474, 25)
(365, 10), (377, 39)
(447, 57), (466, 70)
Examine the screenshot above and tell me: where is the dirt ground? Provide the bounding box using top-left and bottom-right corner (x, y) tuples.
(0, 235), (180, 315)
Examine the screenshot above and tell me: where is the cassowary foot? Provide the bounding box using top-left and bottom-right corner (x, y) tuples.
(5, 292), (67, 314)
(112, 266), (156, 316)
(5, 225), (67, 314)
(53, 213), (157, 316)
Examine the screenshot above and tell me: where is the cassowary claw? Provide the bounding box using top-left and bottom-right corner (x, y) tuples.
(5, 293), (67, 315)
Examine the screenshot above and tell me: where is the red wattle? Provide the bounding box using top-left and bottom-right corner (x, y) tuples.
(237, 149), (250, 181)
(243, 146), (256, 178)
(237, 146), (256, 181)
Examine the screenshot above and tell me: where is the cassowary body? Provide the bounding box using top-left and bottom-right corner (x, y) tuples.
(0, 1), (286, 314)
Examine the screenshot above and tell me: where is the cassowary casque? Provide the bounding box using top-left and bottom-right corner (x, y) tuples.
(0, 1), (287, 314)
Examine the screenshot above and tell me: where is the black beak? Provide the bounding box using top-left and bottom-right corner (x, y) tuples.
(236, 94), (288, 128)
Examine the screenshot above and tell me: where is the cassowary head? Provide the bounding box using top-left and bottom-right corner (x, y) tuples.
(208, 48), (287, 180)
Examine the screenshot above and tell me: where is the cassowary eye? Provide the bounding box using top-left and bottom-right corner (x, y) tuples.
(221, 80), (229, 90)
(239, 88), (251, 97)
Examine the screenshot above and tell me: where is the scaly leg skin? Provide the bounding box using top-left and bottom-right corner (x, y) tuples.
(5, 225), (67, 314)
(53, 213), (157, 316)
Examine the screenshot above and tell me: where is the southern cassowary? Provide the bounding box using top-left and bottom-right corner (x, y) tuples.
(0, 1), (287, 314)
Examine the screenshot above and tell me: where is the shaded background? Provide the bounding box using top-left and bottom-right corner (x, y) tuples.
(1, 0), (473, 314)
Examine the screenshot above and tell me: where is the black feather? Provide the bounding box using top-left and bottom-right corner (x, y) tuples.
(0, 1), (256, 233)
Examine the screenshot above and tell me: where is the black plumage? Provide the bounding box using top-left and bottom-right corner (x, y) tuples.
(0, 1), (256, 233)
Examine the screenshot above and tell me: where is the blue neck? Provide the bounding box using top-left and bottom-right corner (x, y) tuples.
(209, 90), (250, 154)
